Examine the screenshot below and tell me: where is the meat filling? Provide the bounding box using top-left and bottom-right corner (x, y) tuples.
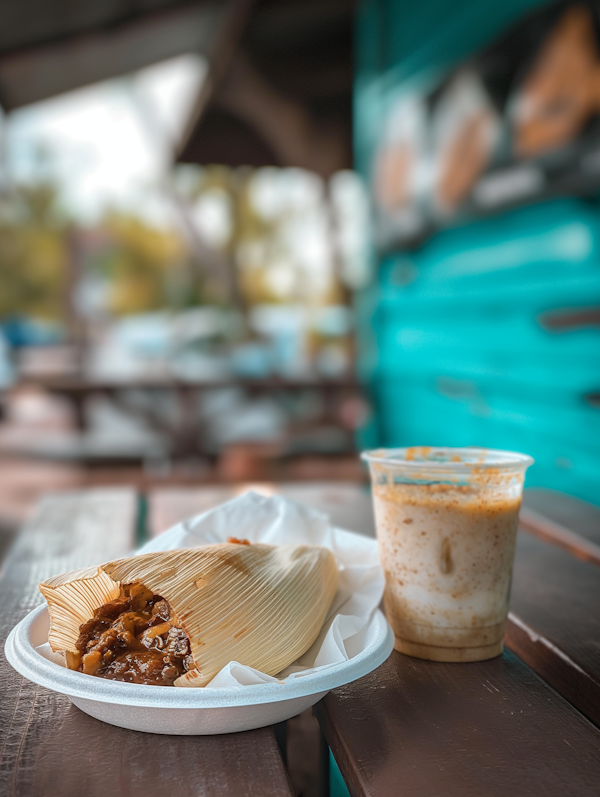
(71, 583), (194, 686)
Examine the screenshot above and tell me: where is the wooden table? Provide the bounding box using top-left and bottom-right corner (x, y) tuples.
(2, 484), (600, 796)
(12, 375), (364, 461)
(147, 484), (600, 797)
(0, 489), (293, 797)
(148, 482), (375, 539)
(315, 488), (600, 797)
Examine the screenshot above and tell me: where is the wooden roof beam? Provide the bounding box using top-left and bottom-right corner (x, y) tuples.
(175, 0), (256, 161)
(0, 1), (227, 111)
(214, 51), (348, 178)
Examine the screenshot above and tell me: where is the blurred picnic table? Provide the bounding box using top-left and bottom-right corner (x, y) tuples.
(4, 373), (365, 472)
(1, 482), (600, 796)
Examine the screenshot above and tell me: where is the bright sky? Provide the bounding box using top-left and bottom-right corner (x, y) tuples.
(5, 54), (206, 226)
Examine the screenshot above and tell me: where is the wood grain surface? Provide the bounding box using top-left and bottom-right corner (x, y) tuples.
(523, 489), (600, 545)
(310, 487), (600, 796)
(0, 489), (293, 797)
(148, 482), (376, 538)
(522, 489), (600, 565)
(315, 649), (600, 797)
(506, 530), (600, 727)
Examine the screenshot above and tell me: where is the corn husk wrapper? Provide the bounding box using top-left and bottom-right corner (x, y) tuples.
(39, 543), (338, 687)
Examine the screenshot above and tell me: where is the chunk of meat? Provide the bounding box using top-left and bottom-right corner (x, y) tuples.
(73, 582), (194, 686)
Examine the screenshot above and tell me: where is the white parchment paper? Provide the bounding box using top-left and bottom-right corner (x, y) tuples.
(40, 491), (384, 687)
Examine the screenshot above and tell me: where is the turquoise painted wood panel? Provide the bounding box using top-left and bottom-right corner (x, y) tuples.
(355, 2), (600, 506)
(375, 353), (600, 400)
(379, 380), (600, 449)
(376, 383), (600, 502)
(379, 200), (600, 287)
(381, 0), (550, 81)
(363, 200), (600, 500)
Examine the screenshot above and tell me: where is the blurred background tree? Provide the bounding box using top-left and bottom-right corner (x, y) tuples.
(0, 183), (69, 321)
(102, 213), (188, 316)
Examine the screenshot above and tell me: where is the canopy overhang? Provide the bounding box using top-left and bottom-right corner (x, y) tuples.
(176, 0), (354, 178)
(0, 0), (354, 176)
(0, 0), (226, 110)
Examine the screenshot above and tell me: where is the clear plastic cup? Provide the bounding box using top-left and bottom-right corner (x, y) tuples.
(362, 446), (533, 662)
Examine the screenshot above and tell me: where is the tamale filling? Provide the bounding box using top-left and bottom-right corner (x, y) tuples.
(70, 582), (194, 686)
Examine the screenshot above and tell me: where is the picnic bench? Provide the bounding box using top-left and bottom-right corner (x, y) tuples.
(1, 483), (600, 796)
(9, 375), (363, 464)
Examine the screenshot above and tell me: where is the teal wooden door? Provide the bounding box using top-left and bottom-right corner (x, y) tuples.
(355, 1), (600, 505)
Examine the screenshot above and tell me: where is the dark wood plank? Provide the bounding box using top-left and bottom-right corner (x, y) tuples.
(506, 530), (600, 728)
(0, 4), (227, 110)
(315, 649), (600, 797)
(148, 482), (375, 538)
(23, 718), (293, 797)
(537, 306), (600, 331)
(522, 489), (600, 565)
(148, 482), (374, 797)
(18, 375), (361, 392)
(0, 489), (294, 797)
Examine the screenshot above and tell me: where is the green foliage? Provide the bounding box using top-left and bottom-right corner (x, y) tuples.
(0, 183), (69, 320)
(175, 165), (298, 305)
(0, 165), (337, 323)
(0, 183), (190, 321)
(101, 213), (186, 316)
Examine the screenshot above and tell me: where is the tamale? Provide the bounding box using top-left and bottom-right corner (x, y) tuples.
(39, 542), (338, 687)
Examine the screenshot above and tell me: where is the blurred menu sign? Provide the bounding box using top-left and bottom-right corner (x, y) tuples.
(374, 1), (600, 249)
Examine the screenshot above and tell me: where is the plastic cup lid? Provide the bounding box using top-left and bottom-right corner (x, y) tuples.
(361, 446), (534, 474)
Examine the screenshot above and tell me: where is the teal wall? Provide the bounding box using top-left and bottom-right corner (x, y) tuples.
(355, 1), (600, 505)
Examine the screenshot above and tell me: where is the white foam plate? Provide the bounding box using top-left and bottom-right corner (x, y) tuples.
(5, 604), (394, 735)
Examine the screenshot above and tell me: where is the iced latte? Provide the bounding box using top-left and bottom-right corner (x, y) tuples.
(362, 447), (533, 662)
